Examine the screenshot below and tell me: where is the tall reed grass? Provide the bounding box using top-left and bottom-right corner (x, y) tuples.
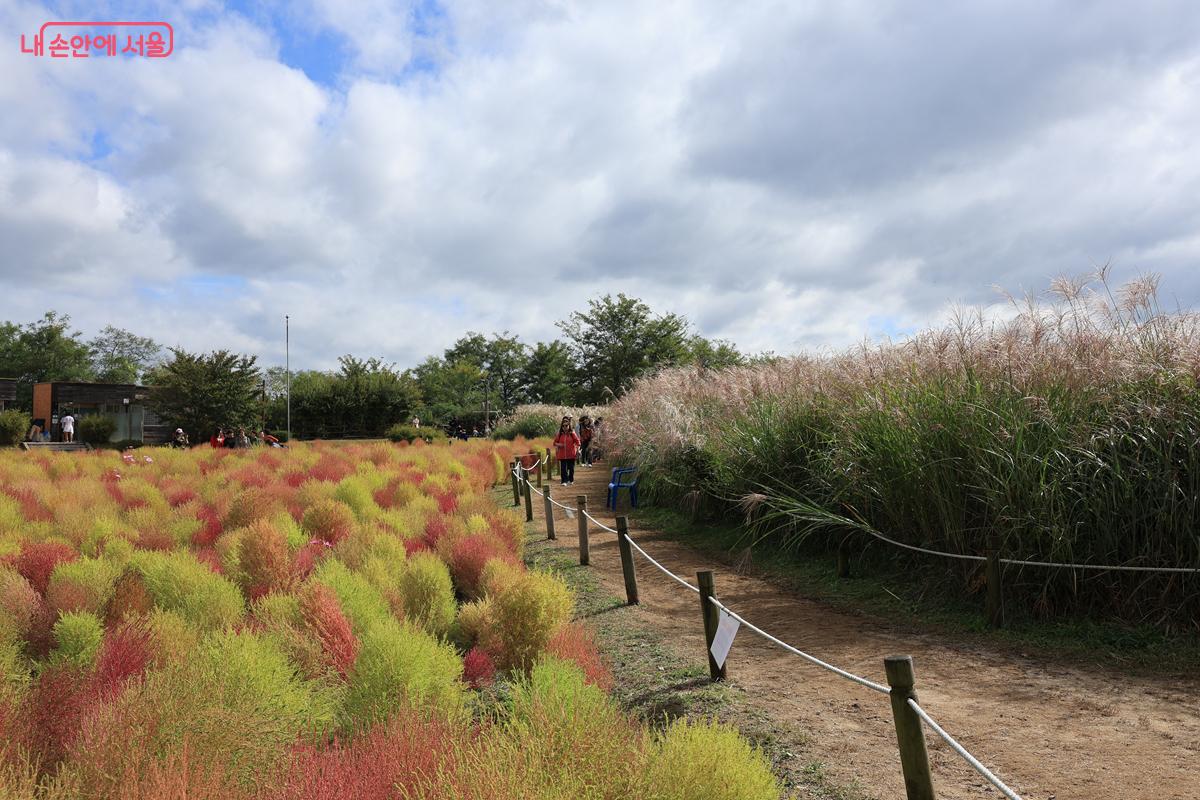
(604, 272), (1200, 629)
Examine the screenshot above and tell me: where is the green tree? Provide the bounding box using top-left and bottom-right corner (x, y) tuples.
(522, 341), (576, 404)
(557, 294), (691, 402)
(147, 349), (262, 440)
(89, 326), (162, 383)
(412, 356), (485, 425)
(0, 312), (95, 408)
(686, 336), (746, 370)
(444, 332), (529, 414)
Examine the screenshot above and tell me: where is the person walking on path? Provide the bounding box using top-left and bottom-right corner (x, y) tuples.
(553, 416), (581, 486)
(578, 415), (594, 467)
(60, 413), (75, 443)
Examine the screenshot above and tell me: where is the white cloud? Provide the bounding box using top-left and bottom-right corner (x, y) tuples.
(1, 0), (1199, 372)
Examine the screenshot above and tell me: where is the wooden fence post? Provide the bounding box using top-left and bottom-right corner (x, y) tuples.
(697, 570), (726, 682)
(884, 656), (937, 800)
(546, 447), (554, 478)
(577, 495), (590, 565)
(510, 461), (520, 507)
(522, 476), (533, 523)
(985, 535), (1004, 628)
(615, 516), (639, 605)
(544, 483), (556, 540)
(535, 453), (543, 488)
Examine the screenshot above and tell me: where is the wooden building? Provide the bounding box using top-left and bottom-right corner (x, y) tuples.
(0, 379), (14, 411)
(31, 382), (170, 444)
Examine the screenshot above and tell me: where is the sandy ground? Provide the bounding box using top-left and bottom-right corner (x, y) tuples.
(517, 465), (1200, 800)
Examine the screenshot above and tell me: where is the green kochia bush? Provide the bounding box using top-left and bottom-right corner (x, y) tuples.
(51, 611), (104, 669)
(642, 717), (780, 800)
(398, 552), (456, 638)
(130, 550), (245, 630)
(343, 618), (463, 725)
(69, 629), (340, 791)
(312, 558), (393, 636)
(46, 557), (121, 616)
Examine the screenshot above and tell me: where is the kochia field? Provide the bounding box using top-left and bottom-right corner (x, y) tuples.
(0, 440), (778, 800)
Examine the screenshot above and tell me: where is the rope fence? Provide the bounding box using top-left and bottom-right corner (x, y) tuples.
(510, 462), (1027, 800)
(861, 525), (1200, 573)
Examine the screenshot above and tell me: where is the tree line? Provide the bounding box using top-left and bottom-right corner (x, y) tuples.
(1, 294), (756, 439)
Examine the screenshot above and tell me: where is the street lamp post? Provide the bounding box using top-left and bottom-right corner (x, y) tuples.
(285, 315), (291, 443)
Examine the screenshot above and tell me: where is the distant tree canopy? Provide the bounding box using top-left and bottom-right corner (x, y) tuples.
(147, 349), (262, 439)
(0, 314), (165, 409)
(557, 294), (692, 403)
(0, 312), (95, 408)
(268, 356), (421, 439)
(0, 295), (750, 434)
(90, 325), (162, 383)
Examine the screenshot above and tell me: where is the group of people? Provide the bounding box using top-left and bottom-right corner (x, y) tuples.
(552, 414), (602, 486)
(26, 414), (75, 443)
(208, 428), (283, 449)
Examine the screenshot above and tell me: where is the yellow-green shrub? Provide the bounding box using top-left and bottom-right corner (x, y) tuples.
(311, 558), (392, 635)
(46, 557), (121, 615)
(343, 618), (463, 726)
(130, 550), (245, 630)
(51, 611), (104, 669)
(398, 552), (456, 638)
(641, 718), (780, 800)
(492, 570), (573, 671)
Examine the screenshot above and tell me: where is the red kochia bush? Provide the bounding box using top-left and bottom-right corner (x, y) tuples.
(402, 538), (431, 557)
(17, 664), (92, 770)
(92, 623), (154, 701)
(449, 535), (517, 599)
(0, 570), (41, 637)
(191, 505), (223, 547)
(298, 583), (359, 680)
(307, 455), (355, 484)
(291, 540), (333, 582)
(423, 516), (451, 549)
(263, 707), (460, 800)
(11, 541), (78, 595)
(462, 647), (496, 689)
(545, 624), (614, 692)
(5, 487), (54, 522)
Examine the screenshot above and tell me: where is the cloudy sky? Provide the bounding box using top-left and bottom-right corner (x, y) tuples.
(3, 0), (1199, 371)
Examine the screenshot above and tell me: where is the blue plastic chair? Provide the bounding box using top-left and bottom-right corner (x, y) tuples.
(607, 467), (638, 510)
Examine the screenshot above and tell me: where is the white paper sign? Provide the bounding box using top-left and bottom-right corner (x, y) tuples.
(564, 508), (576, 520)
(709, 609), (740, 668)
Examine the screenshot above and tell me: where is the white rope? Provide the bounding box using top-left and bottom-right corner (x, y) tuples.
(907, 699), (1024, 800)
(862, 528), (985, 562)
(583, 509), (619, 534)
(623, 534), (701, 594)
(998, 555), (1200, 573)
(863, 526), (1199, 574)
(707, 595), (890, 695)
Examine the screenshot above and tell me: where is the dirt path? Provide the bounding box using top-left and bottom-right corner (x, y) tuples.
(519, 465), (1200, 800)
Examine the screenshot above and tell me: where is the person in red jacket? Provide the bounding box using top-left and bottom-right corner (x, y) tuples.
(553, 416), (581, 486)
